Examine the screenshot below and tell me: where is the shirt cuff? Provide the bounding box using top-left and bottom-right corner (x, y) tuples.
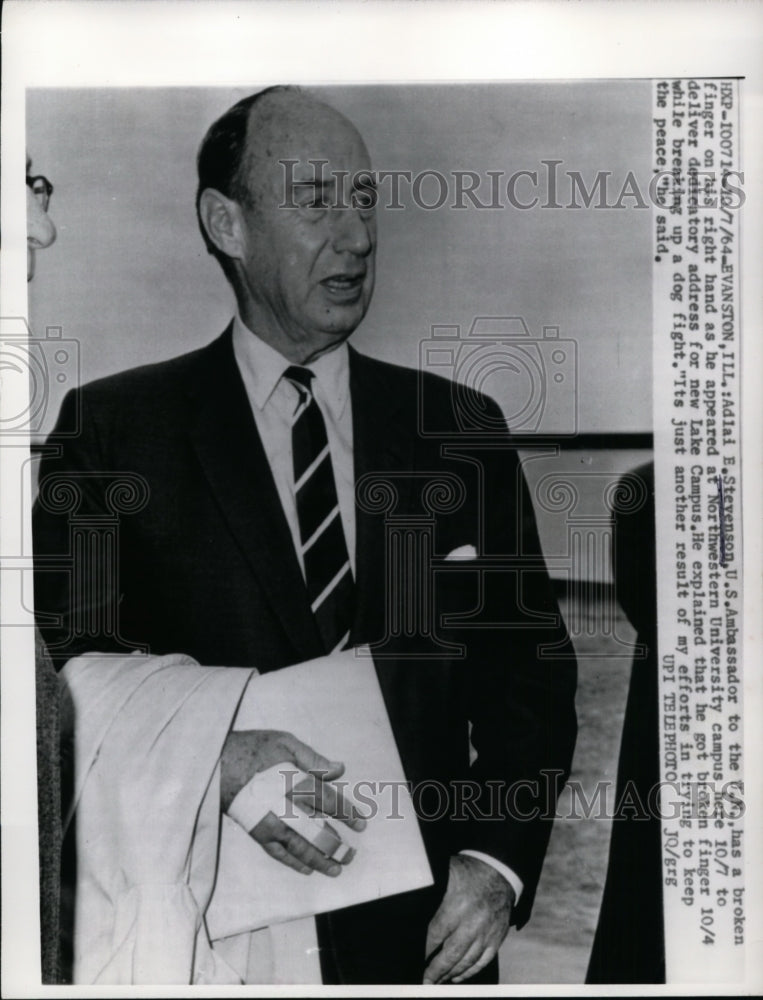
(459, 850), (523, 904)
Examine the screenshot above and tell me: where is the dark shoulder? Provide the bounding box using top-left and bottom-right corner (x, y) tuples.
(350, 349), (503, 427)
(49, 333), (230, 453)
(78, 338), (215, 407)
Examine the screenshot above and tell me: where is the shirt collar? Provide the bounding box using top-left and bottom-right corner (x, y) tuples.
(232, 313), (350, 419)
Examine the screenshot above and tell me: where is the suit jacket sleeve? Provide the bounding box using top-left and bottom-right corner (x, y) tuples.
(34, 386), (130, 667)
(456, 400), (577, 929)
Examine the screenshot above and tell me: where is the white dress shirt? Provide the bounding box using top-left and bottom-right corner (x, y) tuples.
(232, 315), (356, 578)
(231, 314), (523, 905)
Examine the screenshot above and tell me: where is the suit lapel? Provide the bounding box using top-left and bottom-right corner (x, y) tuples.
(186, 328), (323, 662)
(349, 348), (415, 645)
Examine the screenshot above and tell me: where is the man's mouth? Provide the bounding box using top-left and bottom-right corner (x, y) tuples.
(320, 273), (366, 300)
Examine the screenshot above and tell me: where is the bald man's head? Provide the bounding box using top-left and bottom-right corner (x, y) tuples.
(196, 87), (371, 274)
(196, 87), (376, 363)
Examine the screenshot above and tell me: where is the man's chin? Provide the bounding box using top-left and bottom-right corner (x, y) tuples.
(315, 298), (370, 338)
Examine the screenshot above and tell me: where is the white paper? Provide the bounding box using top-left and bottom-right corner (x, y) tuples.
(206, 648), (433, 939)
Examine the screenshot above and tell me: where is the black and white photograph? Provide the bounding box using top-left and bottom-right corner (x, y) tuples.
(1, 1), (761, 995)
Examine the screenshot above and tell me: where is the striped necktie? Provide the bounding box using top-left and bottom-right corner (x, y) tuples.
(284, 366), (355, 654)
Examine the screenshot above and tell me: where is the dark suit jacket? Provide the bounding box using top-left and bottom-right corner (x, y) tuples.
(587, 462), (663, 984)
(34, 327), (577, 984)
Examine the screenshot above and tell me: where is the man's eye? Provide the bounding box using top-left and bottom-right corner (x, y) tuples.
(353, 195), (376, 215)
(296, 197), (329, 214)
(351, 184), (378, 214)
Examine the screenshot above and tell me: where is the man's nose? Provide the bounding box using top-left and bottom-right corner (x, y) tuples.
(330, 206), (373, 257)
(27, 188), (57, 250)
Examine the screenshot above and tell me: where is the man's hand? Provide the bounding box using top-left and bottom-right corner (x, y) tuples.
(423, 854), (514, 984)
(220, 729), (365, 876)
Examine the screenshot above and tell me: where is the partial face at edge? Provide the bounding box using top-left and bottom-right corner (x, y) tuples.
(27, 162), (56, 282)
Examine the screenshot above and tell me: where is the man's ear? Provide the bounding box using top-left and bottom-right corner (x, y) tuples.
(198, 188), (247, 261)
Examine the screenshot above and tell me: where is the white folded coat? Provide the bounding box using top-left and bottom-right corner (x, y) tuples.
(61, 651), (275, 984)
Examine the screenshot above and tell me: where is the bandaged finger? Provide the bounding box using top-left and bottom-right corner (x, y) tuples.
(227, 764), (354, 862)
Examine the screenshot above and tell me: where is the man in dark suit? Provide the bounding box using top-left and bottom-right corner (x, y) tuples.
(34, 86), (577, 985)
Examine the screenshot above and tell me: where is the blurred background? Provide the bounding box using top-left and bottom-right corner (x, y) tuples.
(27, 82), (653, 982)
